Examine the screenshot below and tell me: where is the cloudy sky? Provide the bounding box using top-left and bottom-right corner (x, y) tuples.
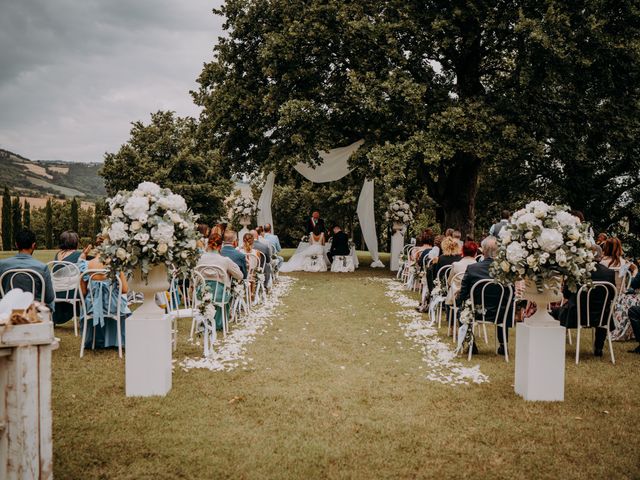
(0, 0), (224, 163)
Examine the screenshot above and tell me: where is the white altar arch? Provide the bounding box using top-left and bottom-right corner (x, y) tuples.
(256, 140), (385, 268)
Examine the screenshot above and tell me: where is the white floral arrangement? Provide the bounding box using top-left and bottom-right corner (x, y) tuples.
(490, 200), (596, 292)
(194, 285), (217, 335)
(229, 196), (256, 219)
(100, 181), (200, 279)
(385, 200), (413, 225)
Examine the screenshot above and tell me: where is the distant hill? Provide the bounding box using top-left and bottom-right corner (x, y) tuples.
(0, 149), (105, 200)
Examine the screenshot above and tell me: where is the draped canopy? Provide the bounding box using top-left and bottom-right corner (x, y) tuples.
(257, 140), (384, 267)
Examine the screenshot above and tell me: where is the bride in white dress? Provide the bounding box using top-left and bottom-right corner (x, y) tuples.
(280, 226), (328, 273)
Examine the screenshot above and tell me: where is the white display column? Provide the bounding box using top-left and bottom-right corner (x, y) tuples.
(390, 222), (405, 272)
(126, 265), (172, 397)
(514, 279), (565, 401)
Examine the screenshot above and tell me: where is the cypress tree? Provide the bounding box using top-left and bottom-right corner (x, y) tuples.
(45, 199), (54, 249)
(1, 187), (11, 250)
(22, 200), (31, 229)
(93, 201), (103, 239)
(11, 196), (22, 236)
(70, 197), (79, 232)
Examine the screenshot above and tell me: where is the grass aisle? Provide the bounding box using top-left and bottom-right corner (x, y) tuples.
(52, 264), (640, 479)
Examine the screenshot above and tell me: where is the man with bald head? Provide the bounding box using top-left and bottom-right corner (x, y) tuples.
(457, 236), (512, 355)
(220, 229), (247, 278)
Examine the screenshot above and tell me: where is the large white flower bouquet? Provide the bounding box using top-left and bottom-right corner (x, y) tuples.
(490, 201), (596, 292)
(385, 200), (413, 225)
(230, 196), (256, 220)
(100, 181), (201, 279)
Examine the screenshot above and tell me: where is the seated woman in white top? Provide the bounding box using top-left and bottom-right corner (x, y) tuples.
(446, 241), (479, 305)
(600, 236), (637, 291)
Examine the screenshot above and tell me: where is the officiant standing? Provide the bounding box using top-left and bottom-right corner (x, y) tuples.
(305, 210), (326, 235)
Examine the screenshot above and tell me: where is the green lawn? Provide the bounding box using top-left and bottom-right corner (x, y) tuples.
(22, 250), (640, 478)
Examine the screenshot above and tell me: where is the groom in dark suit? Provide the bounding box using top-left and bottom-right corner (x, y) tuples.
(328, 225), (350, 264)
(305, 210), (326, 235)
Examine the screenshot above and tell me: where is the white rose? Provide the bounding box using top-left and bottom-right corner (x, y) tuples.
(527, 200), (550, 218)
(111, 208), (123, 219)
(123, 195), (150, 221)
(187, 239), (197, 249)
(555, 249), (568, 267)
(506, 242), (527, 264)
(133, 232), (150, 245)
(116, 248), (127, 260)
(498, 228), (512, 244)
(169, 212), (182, 224)
(501, 260), (511, 272)
(538, 228), (564, 252)
(180, 251), (188, 259)
(130, 221), (142, 232)
(554, 211), (580, 227)
(515, 212), (542, 227)
(136, 182), (161, 196)
(151, 221), (175, 244)
(157, 243), (168, 255)
(108, 222), (128, 242)
(526, 255), (537, 267)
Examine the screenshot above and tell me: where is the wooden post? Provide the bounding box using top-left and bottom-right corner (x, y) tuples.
(0, 322), (56, 480)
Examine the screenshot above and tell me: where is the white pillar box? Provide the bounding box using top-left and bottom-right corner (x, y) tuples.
(515, 323), (566, 401)
(390, 223), (405, 272)
(125, 315), (172, 397)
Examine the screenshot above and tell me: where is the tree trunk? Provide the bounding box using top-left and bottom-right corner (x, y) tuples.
(440, 153), (481, 238)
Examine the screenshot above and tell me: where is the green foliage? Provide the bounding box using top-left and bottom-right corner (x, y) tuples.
(1, 187), (11, 250)
(70, 197), (79, 232)
(195, 0), (640, 238)
(101, 111), (234, 225)
(11, 196), (22, 237)
(44, 199), (53, 249)
(22, 200), (31, 229)
(93, 200), (104, 239)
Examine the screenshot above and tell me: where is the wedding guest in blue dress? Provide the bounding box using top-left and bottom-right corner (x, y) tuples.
(51, 231), (89, 325)
(79, 238), (130, 350)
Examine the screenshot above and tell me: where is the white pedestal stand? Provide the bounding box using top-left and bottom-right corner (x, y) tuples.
(514, 279), (565, 401)
(126, 265), (172, 397)
(238, 215), (251, 244)
(390, 222), (405, 272)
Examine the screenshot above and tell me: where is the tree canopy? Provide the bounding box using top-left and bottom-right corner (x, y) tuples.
(195, 0), (640, 236)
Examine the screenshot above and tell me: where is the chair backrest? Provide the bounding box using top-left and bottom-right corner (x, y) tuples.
(81, 269), (123, 320)
(169, 272), (195, 311)
(619, 269), (633, 294)
(469, 279), (513, 325)
(576, 281), (617, 329)
(0, 268), (46, 303)
(437, 265), (452, 285)
(254, 250), (267, 269)
(194, 264), (229, 286)
(475, 255), (484, 262)
(246, 253), (260, 274)
(194, 266), (228, 305)
(402, 244), (413, 256)
(449, 271), (466, 290)
(421, 255), (432, 271)
(47, 261), (81, 300)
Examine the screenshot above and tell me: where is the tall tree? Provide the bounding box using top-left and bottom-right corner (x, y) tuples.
(1, 187), (11, 250)
(22, 200), (31, 229)
(45, 199), (54, 249)
(93, 200), (103, 239)
(195, 0), (640, 235)
(70, 197), (79, 232)
(11, 196), (22, 236)
(101, 111), (234, 225)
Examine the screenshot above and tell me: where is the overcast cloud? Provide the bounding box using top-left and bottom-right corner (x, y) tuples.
(0, 0), (224, 162)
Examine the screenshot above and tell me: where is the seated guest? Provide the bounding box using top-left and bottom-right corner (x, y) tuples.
(418, 236), (461, 312)
(239, 232), (257, 256)
(596, 232), (608, 248)
(601, 236), (637, 291)
(611, 269), (640, 341)
(0, 229), (55, 310)
(457, 236), (511, 355)
(252, 229), (272, 287)
(198, 232), (243, 330)
(446, 241), (478, 305)
(452, 230), (463, 253)
(411, 234), (427, 262)
(264, 223), (283, 268)
(489, 210), (510, 237)
(80, 236), (130, 350)
(417, 232), (435, 268)
(52, 231), (89, 325)
(221, 230), (247, 278)
(328, 225), (350, 264)
(196, 223), (210, 252)
(554, 245), (616, 356)
(627, 306), (640, 354)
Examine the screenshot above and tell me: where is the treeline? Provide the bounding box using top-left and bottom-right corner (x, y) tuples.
(0, 186), (104, 251)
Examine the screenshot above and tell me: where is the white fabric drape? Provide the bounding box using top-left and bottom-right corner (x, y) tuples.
(356, 179), (384, 268)
(294, 140), (364, 183)
(257, 172), (275, 228)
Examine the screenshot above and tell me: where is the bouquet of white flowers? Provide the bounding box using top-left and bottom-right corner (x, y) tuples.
(100, 181), (201, 279)
(490, 201), (596, 292)
(385, 200), (413, 225)
(229, 196), (256, 220)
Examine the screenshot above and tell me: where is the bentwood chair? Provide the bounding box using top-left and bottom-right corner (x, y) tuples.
(47, 261), (82, 335)
(574, 281), (617, 365)
(467, 280), (513, 362)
